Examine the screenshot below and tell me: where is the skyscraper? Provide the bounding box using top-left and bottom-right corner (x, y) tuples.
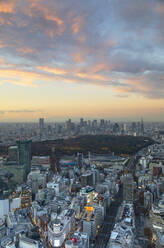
(39, 118), (44, 133)
(80, 118), (84, 127)
(141, 117), (144, 135)
(17, 140), (32, 178)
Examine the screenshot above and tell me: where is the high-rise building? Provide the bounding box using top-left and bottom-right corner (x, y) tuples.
(39, 118), (44, 130)
(100, 119), (105, 127)
(81, 172), (93, 187)
(39, 118), (44, 138)
(92, 120), (97, 128)
(113, 123), (120, 133)
(48, 209), (75, 247)
(131, 122), (136, 132)
(83, 219), (96, 239)
(17, 140), (32, 177)
(8, 146), (18, 162)
(141, 117), (144, 135)
(77, 153), (83, 169)
(80, 118), (84, 127)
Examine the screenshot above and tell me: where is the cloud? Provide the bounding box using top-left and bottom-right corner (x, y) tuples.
(72, 16), (85, 34)
(0, 109), (41, 115)
(0, 0), (163, 99)
(115, 94), (129, 98)
(0, 67), (41, 87)
(0, 0), (18, 13)
(37, 66), (67, 75)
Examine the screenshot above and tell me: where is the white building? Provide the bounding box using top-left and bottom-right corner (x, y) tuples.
(10, 197), (21, 211)
(48, 209), (75, 247)
(6, 241), (16, 248)
(19, 236), (38, 248)
(0, 199), (9, 218)
(65, 232), (89, 248)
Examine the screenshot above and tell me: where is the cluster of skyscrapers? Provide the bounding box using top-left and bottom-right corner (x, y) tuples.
(1, 118), (164, 146)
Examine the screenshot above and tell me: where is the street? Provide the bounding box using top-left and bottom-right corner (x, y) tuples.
(94, 185), (123, 248)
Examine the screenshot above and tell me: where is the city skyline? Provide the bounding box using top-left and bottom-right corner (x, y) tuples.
(0, 0), (164, 121)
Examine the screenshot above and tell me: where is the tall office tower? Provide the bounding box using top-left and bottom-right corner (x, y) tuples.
(92, 120), (97, 128)
(39, 118), (44, 132)
(66, 119), (72, 132)
(77, 153), (84, 169)
(131, 122), (136, 132)
(141, 117), (144, 135)
(81, 172), (93, 187)
(123, 123), (127, 132)
(123, 174), (134, 202)
(80, 118), (84, 127)
(113, 123), (120, 133)
(83, 219), (96, 239)
(100, 119), (105, 128)
(88, 120), (91, 127)
(17, 140), (32, 177)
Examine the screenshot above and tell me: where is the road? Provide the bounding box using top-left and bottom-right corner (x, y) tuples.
(94, 157), (136, 248)
(94, 185), (123, 248)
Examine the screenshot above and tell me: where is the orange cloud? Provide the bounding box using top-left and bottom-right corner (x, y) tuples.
(104, 39), (118, 48)
(23, 2), (64, 38)
(0, 68), (47, 87)
(115, 86), (133, 94)
(36, 65), (110, 86)
(156, 5), (164, 14)
(72, 53), (85, 63)
(0, 57), (6, 66)
(37, 66), (67, 75)
(76, 72), (107, 81)
(125, 78), (151, 92)
(5, 79), (38, 88)
(89, 64), (113, 73)
(77, 35), (86, 44)
(0, 0), (17, 13)
(72, 16), (84, 34)
(46, 15), (63, 25)
(24, 2), (63, 26)
(0, 16), (5, 25)
(18, 47), (36, 55)
(0, 41), (5, 48)
(113, 76), (153, 96)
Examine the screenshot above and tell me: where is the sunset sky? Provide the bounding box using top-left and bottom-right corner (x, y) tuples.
(0, 0), (164, 122)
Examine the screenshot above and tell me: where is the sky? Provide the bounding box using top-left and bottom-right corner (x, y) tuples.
(0, 0), (164, 122)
